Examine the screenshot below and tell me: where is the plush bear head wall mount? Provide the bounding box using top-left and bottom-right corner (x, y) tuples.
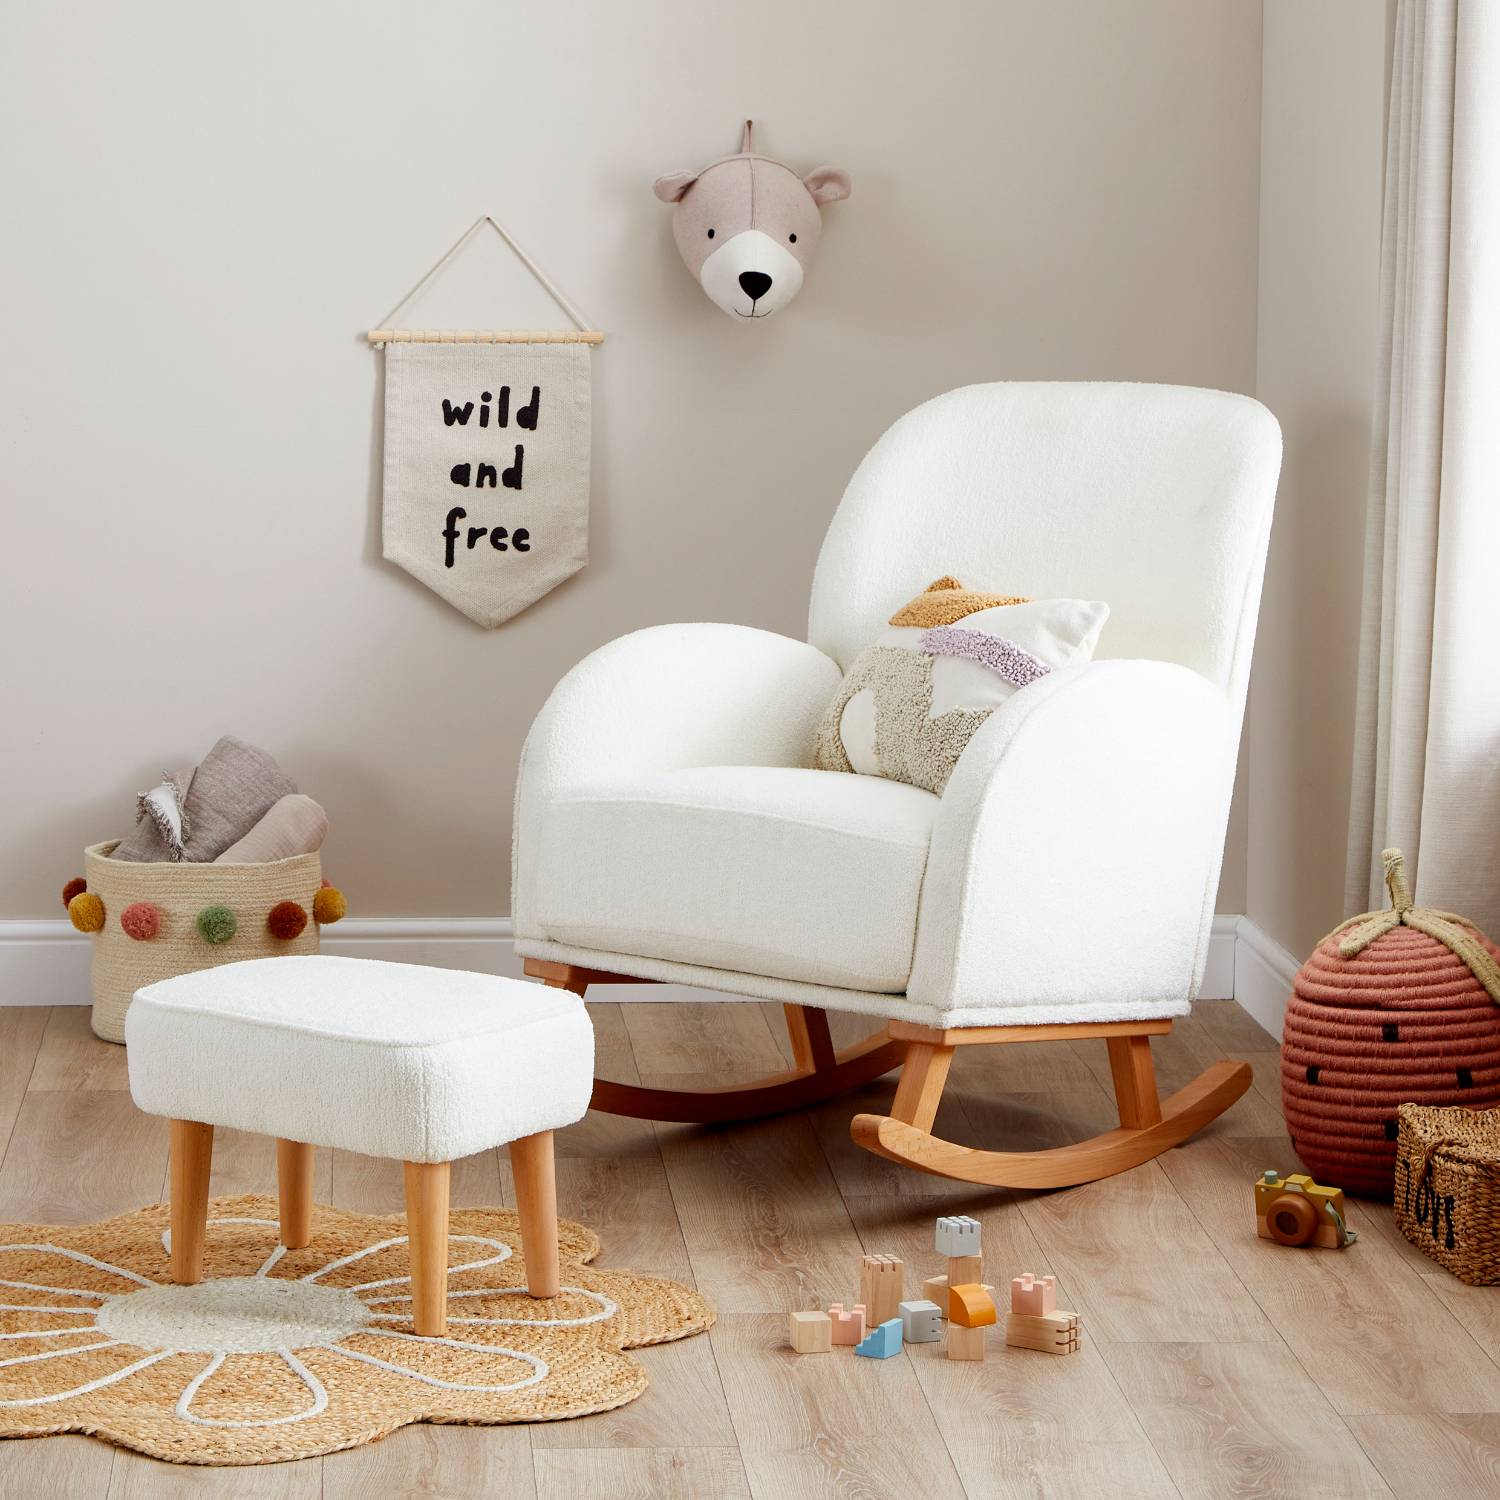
(654, 121), (851, 320)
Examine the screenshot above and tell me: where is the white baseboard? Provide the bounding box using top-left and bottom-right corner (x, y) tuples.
(1230, 916), (1299, 1041)
(0, 912), (1261, 1013)
(0, 922), (93, 1005)
(0, 918), (519, 1007)
(1199, 915), (1239, 1002)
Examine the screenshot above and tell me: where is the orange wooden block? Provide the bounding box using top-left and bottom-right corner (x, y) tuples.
(948, 1283), (997, 1328)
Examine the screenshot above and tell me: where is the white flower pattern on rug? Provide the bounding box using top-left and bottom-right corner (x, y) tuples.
(0, 1196), (714, 1465)
(2, 1216), (614, 1424)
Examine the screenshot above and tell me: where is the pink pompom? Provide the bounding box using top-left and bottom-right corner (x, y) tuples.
(120, 902), (162, 941)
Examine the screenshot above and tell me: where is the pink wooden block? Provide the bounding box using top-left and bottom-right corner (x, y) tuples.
(829, 1301), (867, 1345)
(1010, 1273), (1057, 1316)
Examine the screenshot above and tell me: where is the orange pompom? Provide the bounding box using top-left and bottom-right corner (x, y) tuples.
(68, 892), (105, 933)
(267, 900), (308, 941)
(120, 902), (161, 941)
(312, 886), (346, 925)
(61, 877), (87, 909)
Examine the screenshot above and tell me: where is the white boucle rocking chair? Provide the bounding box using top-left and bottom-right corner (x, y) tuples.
(514, 382), (1281, 1188)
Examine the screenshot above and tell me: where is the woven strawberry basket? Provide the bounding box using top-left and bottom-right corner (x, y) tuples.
(1281, 849), (1500, 1197)
(1394, 1102), (1500, 1283)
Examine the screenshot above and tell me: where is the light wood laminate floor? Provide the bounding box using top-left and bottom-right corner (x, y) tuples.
(1, 998), (1498, 1499)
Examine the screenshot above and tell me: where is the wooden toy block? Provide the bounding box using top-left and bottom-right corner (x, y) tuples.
(829, 1302), (866, 1345)
(946, 1323), (986, 1361)
(1010, 1272), (1057, 1316)
(935, 1214), (981, 1258)
(859, 1254), (904, 1328)
(900, 1299), (943, 1343)
(1005, 1310), (1081, 1355)
(921, 1273), (948, 1307)
(854, 1317), (904, 1359)
(948, 1283), (997, 1328)
(947, 1254), (983, 1286)
(788, 1311), (832, 1353)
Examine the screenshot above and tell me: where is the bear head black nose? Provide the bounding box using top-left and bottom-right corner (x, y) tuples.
(738, 271), (773, 302)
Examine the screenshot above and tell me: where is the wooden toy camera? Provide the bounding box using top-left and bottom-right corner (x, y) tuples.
(1255, 1170), (1357, 1249)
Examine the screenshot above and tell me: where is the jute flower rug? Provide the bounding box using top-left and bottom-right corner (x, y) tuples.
(0, 1194), (713, 1465)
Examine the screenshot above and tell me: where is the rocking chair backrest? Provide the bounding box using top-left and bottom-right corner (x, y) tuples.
(807, 383), (1282, 707)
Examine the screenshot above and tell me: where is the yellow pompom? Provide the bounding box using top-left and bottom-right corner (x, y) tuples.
(68, 891), (105, 933)
(312, 886), (346, 925)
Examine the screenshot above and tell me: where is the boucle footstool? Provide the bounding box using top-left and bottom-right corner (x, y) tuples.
(125, 954), (594, 1336)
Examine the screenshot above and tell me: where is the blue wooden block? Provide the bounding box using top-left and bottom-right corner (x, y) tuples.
(854, 1317), (903, 1359)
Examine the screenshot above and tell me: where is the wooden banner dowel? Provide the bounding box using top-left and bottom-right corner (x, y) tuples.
(367, 329), (605, 346)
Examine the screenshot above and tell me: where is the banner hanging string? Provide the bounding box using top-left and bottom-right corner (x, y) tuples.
(369, 216), (602, 345)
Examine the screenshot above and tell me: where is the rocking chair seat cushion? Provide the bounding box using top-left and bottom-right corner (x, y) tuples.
(532, 765), (940, 993)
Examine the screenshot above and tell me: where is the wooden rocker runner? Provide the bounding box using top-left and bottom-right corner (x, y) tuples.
(525, 961), (907, 1123)
(526, 961), (1250, 1188)
(511, 382), (1280, 1192)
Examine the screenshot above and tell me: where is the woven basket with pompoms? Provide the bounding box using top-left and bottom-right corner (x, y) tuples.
(64, 842), (347, 1044)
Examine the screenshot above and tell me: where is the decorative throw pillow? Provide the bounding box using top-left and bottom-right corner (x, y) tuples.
(812, 577), (1109, 795)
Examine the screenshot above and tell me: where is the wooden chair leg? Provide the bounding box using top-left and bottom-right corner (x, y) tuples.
(888, 1041), (956, 1133)
(404, 1160), (451, 1336)
(852, 1018), (1251, 1189)
(276, 1139), (315, 1249)
(537, 965), (591, 999)
(169, 1119), (214, 1285)
(784, 1004), (838, 1073)
(1107, 1034), (1163, 1128)
(510, 1130), (560, 1298)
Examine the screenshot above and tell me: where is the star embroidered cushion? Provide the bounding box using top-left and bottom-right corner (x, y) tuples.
(812, 577), (1109, 795)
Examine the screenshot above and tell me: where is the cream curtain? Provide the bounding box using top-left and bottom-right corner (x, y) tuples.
(1347, 0), (1500, 928)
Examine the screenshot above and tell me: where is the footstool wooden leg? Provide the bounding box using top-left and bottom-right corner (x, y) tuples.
(510, 1130), (560, 1298)
(404, 1160), (450, 1337)
(169, 1119), (214, 1285)
(277, 1140), (315, 1249)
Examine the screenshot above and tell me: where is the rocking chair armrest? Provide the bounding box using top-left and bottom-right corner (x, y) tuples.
(513, 623), (842, 935)
(517, 623), (842, 780)
(908, 659), (1235, 1022)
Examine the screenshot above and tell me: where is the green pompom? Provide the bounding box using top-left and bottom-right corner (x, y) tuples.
(196, 904), (237, 944)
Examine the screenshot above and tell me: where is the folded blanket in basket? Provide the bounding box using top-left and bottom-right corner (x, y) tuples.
(111, 765), (196, 862)
(112, 737), (297, 862)
(214, 793), (328, 863)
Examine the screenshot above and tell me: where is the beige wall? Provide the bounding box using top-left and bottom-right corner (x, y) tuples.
(0, 0), (1264, 919)
(1248, 0), (1390, 957)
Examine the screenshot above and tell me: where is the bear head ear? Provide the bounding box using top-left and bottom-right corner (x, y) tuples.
(653, 170), (699, 203)
(802, 166), (851, 205)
